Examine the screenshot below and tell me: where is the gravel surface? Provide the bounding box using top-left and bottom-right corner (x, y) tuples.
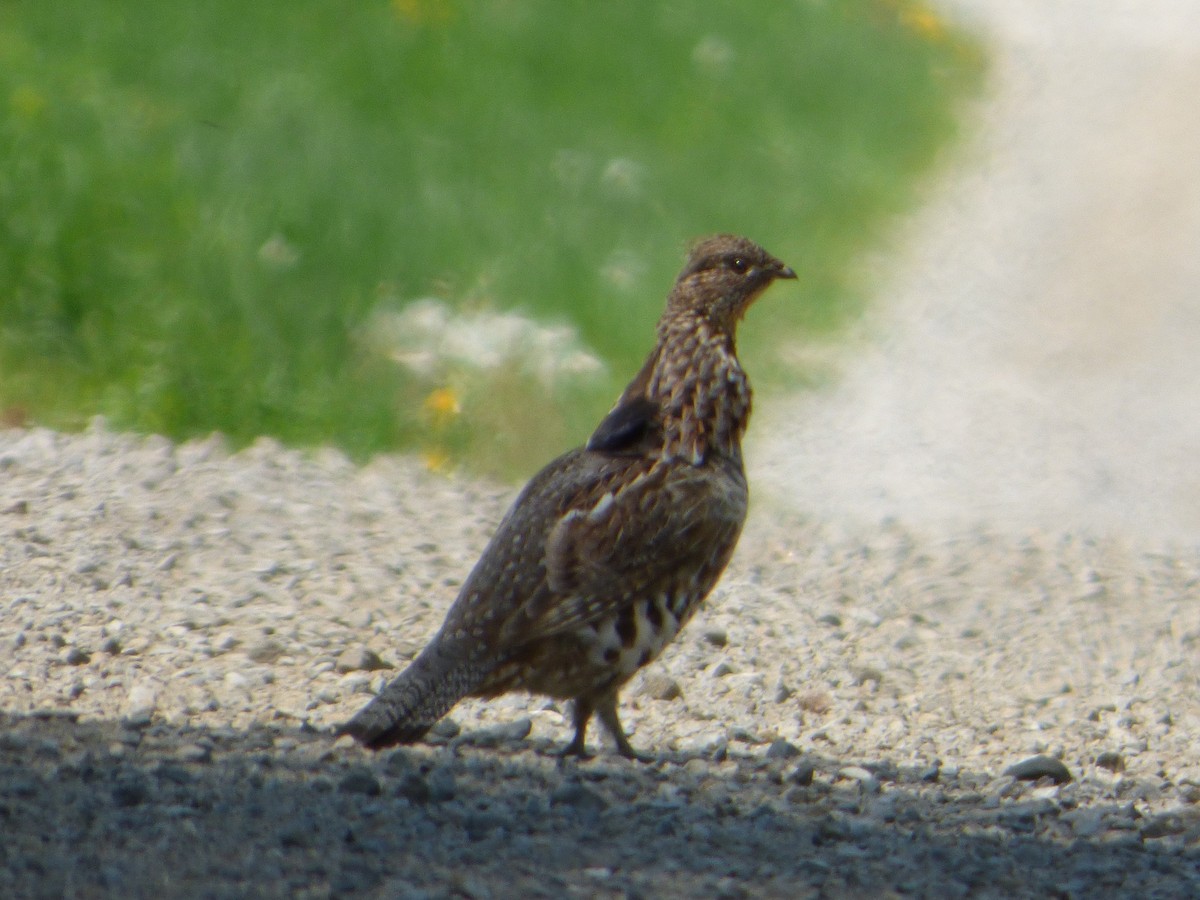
(3, 423), (1199, 898)
(5, 3), (1200, 898)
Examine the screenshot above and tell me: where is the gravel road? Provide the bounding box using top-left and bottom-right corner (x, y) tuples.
(755, 0), (1200, 545)
(4, 3), (1200, 898)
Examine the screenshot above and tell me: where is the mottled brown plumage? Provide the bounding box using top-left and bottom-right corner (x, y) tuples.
(339, 235), (796, 758)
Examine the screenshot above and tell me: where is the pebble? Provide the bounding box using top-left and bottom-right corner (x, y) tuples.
(462, 810), (508, 841)
(212, 634), (241, 654)
(1004, 755), (1073, 784)
(111, 775), (153, 808)
(850, 665), (884, 686)
(787, 762), (816, 786)
(338, 768), (382, 796)
(247, 639), (288, 664)
(396, 773), (433, 804)
(335, 646), (394, 674)
(462, 718), (532, 748)
(1062, 808), (1105, 838)
(1095, 751), (1125, 772)
(639, 672), (683, 701)
(124, 682), (159, 725)
(427, 769), (457, 803)
(551, 782), (608, 813)
(61, 646), (91, 666)
(223, 672), (249, 691)
(838, 766), (881, 794)
(765, 739), (801, 760)
(155, 764), (193, 785)
(429, 719), (461, 741)
(772, 677), (793, 703)
(175, 743), (213, 764)
(708, 659), (735, 678)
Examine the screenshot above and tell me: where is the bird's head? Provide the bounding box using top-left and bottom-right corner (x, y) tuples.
(664, 234), (796, 334)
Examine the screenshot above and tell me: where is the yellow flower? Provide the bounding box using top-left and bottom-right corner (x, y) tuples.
(422, 447), (453, 473)
(900, 3), (946, 42)
(423, 386), (461, 428)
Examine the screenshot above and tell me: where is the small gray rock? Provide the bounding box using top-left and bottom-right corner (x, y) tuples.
(247, 639), (288, 664)
(1004, 755), (1073, 784)
(839, 766), (881, 793)
(1062, 807), (1104, 838)
(62, 646), (91, 666)
(1095, 751), (1125, 772)
(465, 718), (532, 748)
(74, 558), (101, 575)
(0, 732), (32, 752)
(279, 824), (313, 849)
(338, 768), (382, 796)
(124, 682), (159, 725)
(224, 671), (250, 691)
(336, 646), (394, 674)
(463, 810), (508, 842)
(639, 672), (683, 701)
(155, 764), (193, 785)
(851, 665), (883, 686)
(427, 769), (457, 802)
(112, 776), (152, 808)
(765, 739), (801, 760)
(175, 743), (213, 764)
(6, 777), (38, 799)
(788, 761), (816, 786)
(396, 773), (432, 804)
(708, 659), (735, 678)
(212, 633), (240, 654)
(427, 718), (461, 742)
(30, 708), (80, 722)
(1140, 812), (1192, 839)
(551, 782), (607, 812)
(383, 750), (411, 776)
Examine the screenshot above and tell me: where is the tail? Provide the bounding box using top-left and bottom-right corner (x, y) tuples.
(337, 643), (488, 750)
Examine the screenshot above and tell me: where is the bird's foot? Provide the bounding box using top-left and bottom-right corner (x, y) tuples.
(613, 736), (654, 764)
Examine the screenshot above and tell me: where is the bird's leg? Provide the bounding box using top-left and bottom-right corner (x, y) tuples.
(560, 697), (595, 760)
(596, 691), (652, 762)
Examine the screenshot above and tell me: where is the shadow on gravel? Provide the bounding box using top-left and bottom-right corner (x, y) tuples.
(2, 712), (1197, 898)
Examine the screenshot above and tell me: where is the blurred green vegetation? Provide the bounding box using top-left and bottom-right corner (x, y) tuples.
(0, 0), (981, 476)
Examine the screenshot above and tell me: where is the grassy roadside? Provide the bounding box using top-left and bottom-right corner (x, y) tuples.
(0, 1), (981, 476)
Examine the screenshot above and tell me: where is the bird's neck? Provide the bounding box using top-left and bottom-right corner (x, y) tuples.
(646, 314), (751, 465)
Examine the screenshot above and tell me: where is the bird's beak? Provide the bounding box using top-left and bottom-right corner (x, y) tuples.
(777, 264), (797, 280)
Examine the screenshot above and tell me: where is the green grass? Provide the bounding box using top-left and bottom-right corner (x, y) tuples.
(0, 0), (981, 476)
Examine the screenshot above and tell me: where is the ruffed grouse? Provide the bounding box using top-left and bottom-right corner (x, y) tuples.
(340, 234), (796, 758)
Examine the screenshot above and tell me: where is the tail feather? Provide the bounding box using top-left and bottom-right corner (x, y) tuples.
(337, 644), (488, 749)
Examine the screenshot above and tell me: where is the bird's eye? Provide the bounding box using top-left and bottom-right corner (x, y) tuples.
(729, 257), (749, 274)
